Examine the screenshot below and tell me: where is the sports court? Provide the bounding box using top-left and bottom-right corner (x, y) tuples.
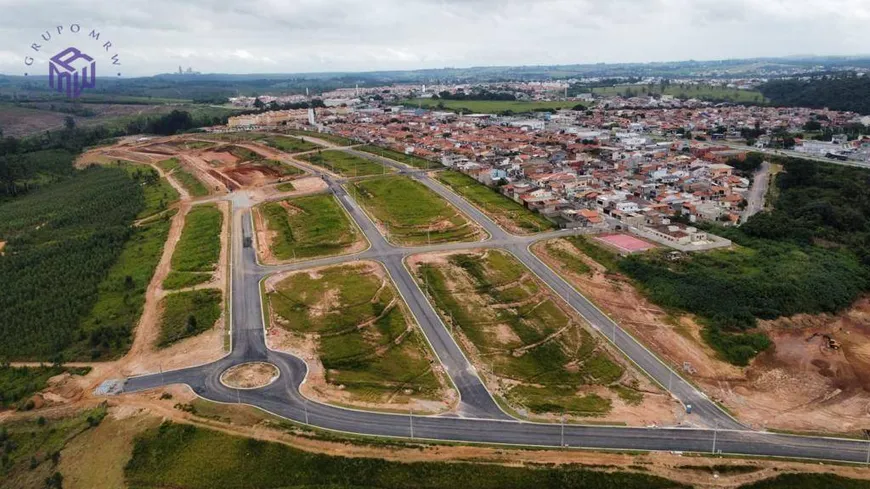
(594, 233), (655, 254)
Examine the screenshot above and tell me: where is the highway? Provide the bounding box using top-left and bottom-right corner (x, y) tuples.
(125, 144), (870, 464)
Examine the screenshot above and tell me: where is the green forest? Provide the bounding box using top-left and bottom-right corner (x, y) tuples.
(760, 73), (870, 115)
(0, 104), (229, 362)
(618, 156), (870, 365)
(0, 166), (168, 360)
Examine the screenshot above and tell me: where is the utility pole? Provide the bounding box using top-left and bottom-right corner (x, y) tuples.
(304, 400), (309, 425)
(236, 388), (241, 405)
(560, 413), (565, 447)
(159, 363), (165, 385)
(409, 407), (414, 439)
(668, 368), (673, 392)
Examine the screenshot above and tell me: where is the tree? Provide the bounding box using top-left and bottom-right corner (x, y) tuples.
(45, 471), (63, 489)
(253, 98), (265, 110)
(63, 116), (75, 131)
(803, 120), (822, 131)
(186, 315), (197, 334)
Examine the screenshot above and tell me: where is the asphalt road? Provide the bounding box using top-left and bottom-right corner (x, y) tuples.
(124, 145), (870, 464)
(713, 141), (870, 170)
(742, 161), (770, 223)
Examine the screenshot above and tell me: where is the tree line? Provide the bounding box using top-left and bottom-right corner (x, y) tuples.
(759, 73), (870, 115)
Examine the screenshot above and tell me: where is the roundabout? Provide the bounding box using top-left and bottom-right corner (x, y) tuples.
(219, 362), (281, 389)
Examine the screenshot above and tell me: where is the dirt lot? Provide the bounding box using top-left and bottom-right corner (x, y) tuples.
(220, 362), (280, 389)
(0, 103), (172, 138)
(724, 300), (870, 432)
(533, 238), (870, 434)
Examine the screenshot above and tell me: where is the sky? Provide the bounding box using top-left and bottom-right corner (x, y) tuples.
(1, 0), (869, 77)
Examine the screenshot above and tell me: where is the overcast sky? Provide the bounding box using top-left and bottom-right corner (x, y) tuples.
(1, 0), (869, 77)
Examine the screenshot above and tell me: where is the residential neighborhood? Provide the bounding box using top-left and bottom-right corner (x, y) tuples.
(224, 93), (870, 251)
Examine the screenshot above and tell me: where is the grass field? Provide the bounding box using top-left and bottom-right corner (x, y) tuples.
(124, 422), (687, 489)
(351, 176), (482, 246)
(120, 164), (179, 219)
(78, 212), (174, 359)
(177, 140), (215, 150)
(275, 182), (295, 192)
(286, 129), (356, 146)
(226, 146), (262, 162)
(0, 406), (107, 489)
(416, 250), (632, 417)
(589, 84), (766, 103)
(356, 145), (439, 169)
(544, 241), (592, 275)
(261, 158), (304, 177)
(158, 289), (222, 347)
(300, 150), (388, 177)
(259, 194), (360, 260)
(564, 236), (621, 272)
(402, 98), (573, 114)
(259, 135), (322, 153)
(268, 263), (443, 403)
(157, 158), (181, 172)
(164, 205), (222, 291)
(437, 170), (555, 234)
(173, 169), (210, 197)
(158, 158), (209, 197)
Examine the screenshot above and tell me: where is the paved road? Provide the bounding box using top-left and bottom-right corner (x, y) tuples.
(713, 141), (870, 170)
(124, 144), (870, 463)
(348, 148), (740, 429)
(742, 161), (770, 223)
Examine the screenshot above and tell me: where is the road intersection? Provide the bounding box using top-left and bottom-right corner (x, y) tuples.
(125, 142), (870, 464)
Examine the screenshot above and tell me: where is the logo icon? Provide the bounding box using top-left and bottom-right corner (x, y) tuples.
(23, 24), (121, 98)
(49, 47), (96, 98)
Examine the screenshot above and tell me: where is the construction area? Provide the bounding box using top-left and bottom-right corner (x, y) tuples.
(532, 237), (870, 435)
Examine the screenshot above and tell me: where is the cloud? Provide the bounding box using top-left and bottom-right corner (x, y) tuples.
(0, 0), (867, 76)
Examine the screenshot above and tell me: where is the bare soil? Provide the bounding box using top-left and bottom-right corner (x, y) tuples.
(533, 239), (870, 434)
(221, 362), (280, 389)
(0, 241), (6, 256)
